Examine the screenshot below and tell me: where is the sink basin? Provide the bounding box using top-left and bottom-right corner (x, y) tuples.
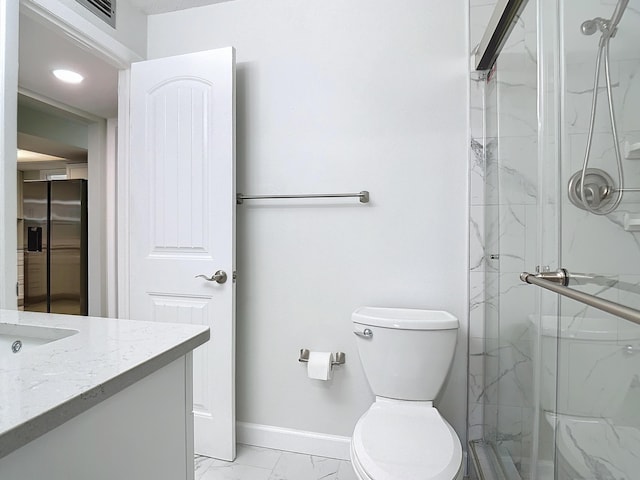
(0, 323), (78, 356)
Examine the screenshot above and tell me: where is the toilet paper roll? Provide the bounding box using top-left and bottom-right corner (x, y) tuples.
(307, 351), (334, 381)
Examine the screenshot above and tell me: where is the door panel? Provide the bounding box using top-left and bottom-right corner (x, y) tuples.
(147, 79), (209, 253)
(128, 47), (236, 461)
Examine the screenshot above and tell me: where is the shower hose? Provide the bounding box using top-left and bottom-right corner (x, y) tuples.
(579, 33), (624, 215)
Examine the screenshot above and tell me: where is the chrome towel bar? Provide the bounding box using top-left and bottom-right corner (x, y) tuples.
(520, 271), (640, 326)
(237, 191), (369, 205)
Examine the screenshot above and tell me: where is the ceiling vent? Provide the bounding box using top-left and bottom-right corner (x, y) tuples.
(76, 0), (116, 28)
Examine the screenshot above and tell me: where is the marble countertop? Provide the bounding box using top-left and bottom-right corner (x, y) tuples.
(0, 309), (209, 459)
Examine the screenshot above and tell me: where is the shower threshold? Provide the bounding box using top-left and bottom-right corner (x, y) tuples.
(469, 440), (522, 480)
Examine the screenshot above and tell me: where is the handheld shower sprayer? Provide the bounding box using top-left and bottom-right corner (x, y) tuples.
(580, 0), (629, 39)
(571, 0), (630, 215)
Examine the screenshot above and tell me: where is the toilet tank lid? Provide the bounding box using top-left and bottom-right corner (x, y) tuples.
(352, 307), (458, 330)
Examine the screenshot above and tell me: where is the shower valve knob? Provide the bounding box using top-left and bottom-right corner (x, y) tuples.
(568, 169), (615, 213)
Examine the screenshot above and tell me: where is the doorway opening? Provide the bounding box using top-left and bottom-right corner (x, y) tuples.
(17, 95), (89, 314)
(16, 9), (119, 316)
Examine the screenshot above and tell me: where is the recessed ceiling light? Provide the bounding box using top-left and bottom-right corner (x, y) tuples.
(52, 69), (84, 84)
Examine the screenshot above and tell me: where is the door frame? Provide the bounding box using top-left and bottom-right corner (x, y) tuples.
(20, 0), (141, 69)
(0, 0), (143, 313)
(0, 0), (20, 308)
(116, 69), (131, 317)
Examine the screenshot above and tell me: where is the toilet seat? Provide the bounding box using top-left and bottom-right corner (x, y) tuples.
(351, 401), (462, 480)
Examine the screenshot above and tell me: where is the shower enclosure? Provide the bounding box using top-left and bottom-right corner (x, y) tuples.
(468, 0), (640, 478)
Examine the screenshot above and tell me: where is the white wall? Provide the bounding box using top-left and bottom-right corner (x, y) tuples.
(26, 0), (148, 61)
(148, 0), (469, 443)
(18, 103), (89, 149)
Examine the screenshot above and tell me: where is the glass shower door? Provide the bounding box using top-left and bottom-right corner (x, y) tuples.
(469, 1), (640, 478)
(551, 1), (640, 478)
(471, 0), (548, 477)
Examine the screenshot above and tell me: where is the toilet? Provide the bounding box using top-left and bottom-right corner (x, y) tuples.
(350, 307), (463, 480)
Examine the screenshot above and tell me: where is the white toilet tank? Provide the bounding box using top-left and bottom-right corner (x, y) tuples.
(352, 307), (458, 401)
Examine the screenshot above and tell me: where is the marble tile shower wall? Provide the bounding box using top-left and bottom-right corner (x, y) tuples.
(561, 51), (640, 313)
(493, 10), (539, 473)
(468, 1), (496, 451)
(468, 0), (498, 452)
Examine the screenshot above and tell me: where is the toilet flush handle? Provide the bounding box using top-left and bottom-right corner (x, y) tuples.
(354, 328), (373, 339)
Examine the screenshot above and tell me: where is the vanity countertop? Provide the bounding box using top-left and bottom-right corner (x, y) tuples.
(0, 309), (209, 459)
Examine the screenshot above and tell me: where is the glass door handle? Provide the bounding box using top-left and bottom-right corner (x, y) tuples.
(524, 267), (569, 286)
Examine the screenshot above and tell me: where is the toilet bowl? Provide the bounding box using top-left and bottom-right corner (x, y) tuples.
(351, 399), (462, 480)
(350, 307), (463, 480)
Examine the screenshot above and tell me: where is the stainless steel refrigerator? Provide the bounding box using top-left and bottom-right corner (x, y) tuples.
(23, 180), (88, 315)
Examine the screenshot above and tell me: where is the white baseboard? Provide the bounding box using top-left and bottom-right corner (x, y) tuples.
(236, 422), (351, 460)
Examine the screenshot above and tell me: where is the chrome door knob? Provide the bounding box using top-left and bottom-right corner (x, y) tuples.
(195, 270), (228, 284)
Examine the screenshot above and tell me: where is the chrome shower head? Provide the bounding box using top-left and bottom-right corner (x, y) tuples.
(580, 0), (629, 37)
(581, 18), (601, 35)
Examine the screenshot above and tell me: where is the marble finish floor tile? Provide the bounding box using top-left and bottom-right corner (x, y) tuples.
(196, 445), (356, 480)
(269, 452), (341, 479)
(201, 463), (272, 480)
(195, 455), (232, 479)
(234, 444), (283, 470)
(336, 461), (359, 480)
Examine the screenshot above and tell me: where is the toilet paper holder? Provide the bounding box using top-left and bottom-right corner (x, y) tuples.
(298, 349), (346, 366)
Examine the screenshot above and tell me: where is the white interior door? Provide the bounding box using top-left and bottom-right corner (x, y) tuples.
(127, 47), (236, 461)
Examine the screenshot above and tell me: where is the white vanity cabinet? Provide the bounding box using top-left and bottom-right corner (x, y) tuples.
(0, 310), (209, 480)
